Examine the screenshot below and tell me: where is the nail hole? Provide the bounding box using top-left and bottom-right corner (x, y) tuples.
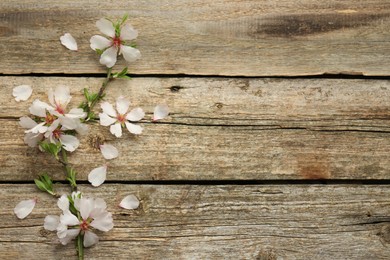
(215, 102), (223, 109)
(170, 86), (182, 92)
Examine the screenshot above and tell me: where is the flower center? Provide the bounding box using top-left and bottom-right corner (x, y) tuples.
(45, 114), (56, 125)
(55, 105), (65, 115)
(80, 219), (89, 231)
(117, 114), (126, 123)
(53, 129), (62, 139)
(113, 36), (121, 47)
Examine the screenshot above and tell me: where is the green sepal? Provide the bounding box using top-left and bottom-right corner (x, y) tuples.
(39, 142), (62, 160)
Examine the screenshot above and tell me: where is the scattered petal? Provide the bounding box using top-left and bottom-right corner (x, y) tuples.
(88, 165), (107, 187)
(153, 104), (169, 121)
(13, 85), (33, 102)
(60, 33), (78, 51)
(44, 215), (60, 231)
(100, 144), (119, 160)
(126, 107), (145, 122)
(110, 122), (122, 137)
(125, 121), (142, 135)
(14, 199), (36, 219)
(120, 45), (141, 63)
(84, 230), (99, 247)
(119, 195), (140, 210)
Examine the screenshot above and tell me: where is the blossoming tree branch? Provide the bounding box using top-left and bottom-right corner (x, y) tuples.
(12, 15), (169, 260)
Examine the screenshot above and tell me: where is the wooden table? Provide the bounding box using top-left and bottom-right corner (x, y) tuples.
(1, 1), (390, 259)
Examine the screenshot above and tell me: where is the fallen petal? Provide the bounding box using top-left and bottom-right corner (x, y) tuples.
(60, 33), (78, 51)
(100, 144), (119, 160)
(13, 85), (33, 102)
(88, 165), (107, 187)
(14, 199), (36, 219)
(119, 195), (140, 210)
(153, 104), (169, 121)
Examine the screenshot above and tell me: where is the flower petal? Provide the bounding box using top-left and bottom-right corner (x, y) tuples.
(24, 132), (43, 147)
(84, 231), (99, 247)
(120, 45), (141, 63)
(99, 113), (117, 126)
(25, 121), (47, 134)
(60, 211), (80, 226)
(116, 96), (130, 115)
(126, 107), (144, 122)
(110, 122), (122, 137)
(66, 108), (87, 119)
(19, 116), (37, 129)
(44, 215), (60, 231)
(52, 86), (71, 109)
(100, 46), (118, 68)
(88, 165), (107, 187)
(59, 134), (80, 152)
(80, 198), (94, 220)
(57, 194), (70, 212)
(96, 18), (115, 38)
(120, 24), (138, 41)
(14, 199), (36, 219)
(119, 195), (140, 210)
(13, 85), (33, 102)
(29, 99), (53, 117)
(100, 144), (119, 160)
(125, 121), (142, 135)
(101, 101), (117, 117)
(90, 212), (113, 232)
(60, 33), (78, 51)
(90, 35), (112, 51)
(153, 104), (169, 121)
(58, 228), (80, 245)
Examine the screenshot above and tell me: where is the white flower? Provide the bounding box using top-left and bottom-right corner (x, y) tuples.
(60, 33), (78, 51)
(100, 144), (119, 159)
(14, 199), (36, 219)
(153, 104), (169, 121)
(44, 195), (113, 248)
(13, 85), (32, 102)
(119, 195), (139, 210)
(90, 18), (141, 68)
(99, 96), (144, 137)
(88, 165), (107, 187)
(20, 86), (87, 151)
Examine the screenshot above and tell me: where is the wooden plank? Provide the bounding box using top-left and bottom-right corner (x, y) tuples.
(0, 1), (390, 76)
(1, 184), (390, 259)
(1, 77), (389, 181)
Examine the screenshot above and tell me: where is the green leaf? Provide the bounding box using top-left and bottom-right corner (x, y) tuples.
(120, 14), (129, 25)
(34, 173), (55, 196)
(39, 142), (62, 159)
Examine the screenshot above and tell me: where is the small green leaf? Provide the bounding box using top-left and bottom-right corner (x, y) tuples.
(39, 142), (62, 159)
(34, 173), (55, 196)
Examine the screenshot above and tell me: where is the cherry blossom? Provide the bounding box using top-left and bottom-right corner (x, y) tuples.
(90, 18), (141, 68)
(99, 96), (144, 137)
(44, 194), (113, 247)
(60, 33), (78, 51)
(14, 199), (36, 219)
(20, 86), (87, 151)
(13, 85), (33, 102)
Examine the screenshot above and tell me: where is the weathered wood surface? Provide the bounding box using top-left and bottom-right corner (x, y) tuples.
(1, 77), (389, 181)
(1, 0), (390, 76)
(1, 184), (390, 259)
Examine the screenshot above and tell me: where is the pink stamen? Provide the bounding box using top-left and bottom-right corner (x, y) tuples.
(117, 114), (126, 123)
(80, 220), (89, 231)
(53, 129), (62, 139)
(113, 36), (121, 47)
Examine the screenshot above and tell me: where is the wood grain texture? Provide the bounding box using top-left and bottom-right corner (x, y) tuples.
(0, 0), (390, 76)
(1, 184), (390, 259)
(1, 76), (389, 181)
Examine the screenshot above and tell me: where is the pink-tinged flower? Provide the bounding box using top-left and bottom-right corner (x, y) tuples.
(100, 144), (119, 160)
(44, 194), (113, 248)
(90, 18), (141, 68)
(119, 195), (139, 210)
(13, 85), (32, 102)
(20, 86), (87, 151)
(14, 199), (36, 219)
(99, 96), (144, 137)
(153, 104), (169, 121)
(60, 33), (78, 51)
(88, 165), (107, 187)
